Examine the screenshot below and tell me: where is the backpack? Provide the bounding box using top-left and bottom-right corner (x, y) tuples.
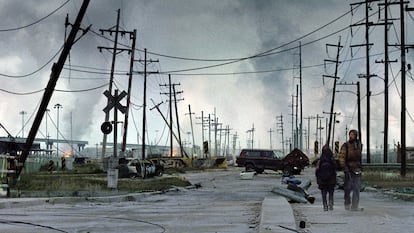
(317, 159), (335, 181)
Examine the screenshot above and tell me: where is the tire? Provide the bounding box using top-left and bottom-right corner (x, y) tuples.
(245, 164), (255, 172)
(156, 168), (163, 177)
(292, 168), (301, 175)
(255, 168), (264, 174)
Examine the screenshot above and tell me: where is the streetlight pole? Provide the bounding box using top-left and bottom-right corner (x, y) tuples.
(54, 103), (62, 157)
(19, 110), (27, 138)
(45, 109), (50, 152)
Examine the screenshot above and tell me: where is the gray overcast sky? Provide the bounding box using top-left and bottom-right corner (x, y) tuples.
(1, 0), (414, 158)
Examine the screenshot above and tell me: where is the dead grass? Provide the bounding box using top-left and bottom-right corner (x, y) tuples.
(16, 163), (191, 195)
(363, 171), (414, 190)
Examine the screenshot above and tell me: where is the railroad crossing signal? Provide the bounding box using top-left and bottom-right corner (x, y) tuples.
(101, 121), (113, 134)
(103, 90), (127, 114)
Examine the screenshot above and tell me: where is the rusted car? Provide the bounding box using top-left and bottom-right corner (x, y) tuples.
(235, 148), (309, 175)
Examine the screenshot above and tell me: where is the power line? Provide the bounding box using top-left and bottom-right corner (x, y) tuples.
(0, 83), (108, 95)
(0, 46), (63, 78)
(0, 0), (70, 32)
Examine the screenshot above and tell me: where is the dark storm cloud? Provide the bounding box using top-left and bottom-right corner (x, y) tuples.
(1, 0), (413, 154)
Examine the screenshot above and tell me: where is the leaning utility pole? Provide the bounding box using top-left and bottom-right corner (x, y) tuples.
(149, 99), (188, 158)
(160, 75), (174, 157)
(160, 75), (185, 158)
(18, 0), (90, 179)
(323, 37), (342, 147)
(121, 29), (137, 154)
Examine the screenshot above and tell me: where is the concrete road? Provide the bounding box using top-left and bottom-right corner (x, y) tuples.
(0, 167), (286, 233)
(0, 166), (412, 233)
(291, 167), (414, 233)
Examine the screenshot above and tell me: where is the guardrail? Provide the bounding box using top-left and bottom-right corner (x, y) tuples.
(362, 163), (414, 171)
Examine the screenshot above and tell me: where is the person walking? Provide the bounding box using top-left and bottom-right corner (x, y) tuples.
(338, 129), (363, 211)
(315, 144), (337, 211)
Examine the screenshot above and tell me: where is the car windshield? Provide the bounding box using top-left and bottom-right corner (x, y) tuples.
(273, 150), (284, 159)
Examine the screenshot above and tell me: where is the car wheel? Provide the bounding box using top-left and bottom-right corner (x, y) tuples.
(255, 168), (264, 174)
(156, 169), (163, 177)
(245, 164), (255, 172)
(292, 167), (301, 175)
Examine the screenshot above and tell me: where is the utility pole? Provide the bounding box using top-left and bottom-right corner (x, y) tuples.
(276, 114), (284, 154)
(290, 94), (297, 148)
(160, 75), (185, 158)
(186, 105), (196, 158)
(225, 125), (231, 157)
(318, 117), (324, 149)
(295, 85), (299, 149)
(350, 0), (381, 163)
(149, 99), (188, 158)
(299, 42), (303, 151)
(268, 128), (274, 150)
(315, 114), (324, 154)
(207, 113), (213, 157)
(304, 116), (316, 153)
(293, 42), (304, 150)
(196, 111), (209, 157)
(246, 124), (255, 149)
(98, 9), (121, 161)
(172, 84), (184, 157)
(323, 37), (342, 147)
(232, 131), (239, 155)
(121, 29), (136, 154)
(376, 0), (398, 163)
(98, 9), (136, 160)
(400, 1), (414, 176)
(160, 75), (174, 157)
(18, 0), (90, 179)
(212, 108), (218, 156)
(135, 49), (159, 160)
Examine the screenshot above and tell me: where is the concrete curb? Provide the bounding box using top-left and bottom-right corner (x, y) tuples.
(0, 186), (192, 209)
(259, 195), (298, 233)
(0, 198), (49, 209)
(383, 191), (414, 201)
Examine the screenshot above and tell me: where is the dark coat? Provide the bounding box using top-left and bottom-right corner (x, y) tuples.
(315, 146), (337, 190)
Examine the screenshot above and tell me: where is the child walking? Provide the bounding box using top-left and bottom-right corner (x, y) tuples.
(315, 145), (337, 211)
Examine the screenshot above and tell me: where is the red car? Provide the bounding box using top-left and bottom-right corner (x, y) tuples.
(236, 148), (309, 175)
